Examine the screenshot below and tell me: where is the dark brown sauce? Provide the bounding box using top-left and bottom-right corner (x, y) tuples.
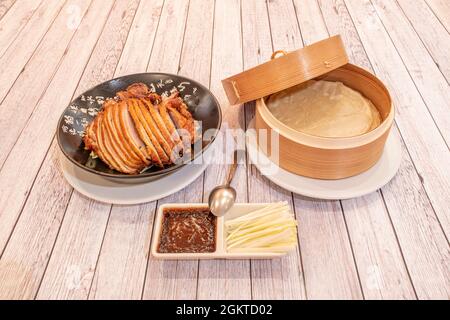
(158, 207), (217, 253)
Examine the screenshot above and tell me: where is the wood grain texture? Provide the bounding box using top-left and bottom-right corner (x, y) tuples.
(298, 0), (415, 300)
(89, 202), (155, 300)
(320, 0), (449, 300)
(86, 0), (164, 301)
(0, 0), (448, 300)
(0, 0), (16, 20)
(269, 0), (362, 300)
(142, 0), (214, 300)
(0, 142), (73, 299)
(0, 0), (91, 167)
(0, 0), (123, 300)
(371, 0), (450, 144)
(147, 0), (190, 73)
(0, 0), (41, 57)
(425, 0), (450, 32)
(36, 194), (111, 299)
(397, 0), (450, 83)
(0, 0), (93, 257)
(34, 0), (146, 299)
(345, 0), (450, 249)
(242, 0), (306, 300)
(115, 0), (163, 77)
(0, 0), (64, 103)
(197, 0), (252, 300)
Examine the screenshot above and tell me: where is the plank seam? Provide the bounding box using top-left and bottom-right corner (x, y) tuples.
(294, 0), (364, 300)
(378, 190), (419, 299)
(0, 0), (67, 105)
(0, 0), (18, 21)
(82, 0), (144, 299)
(196, 0), (217, 300)
(395, 0), (450, 85)
(25, 0), (118, 298)
(339, 202), (366, 299)
(367, 0), (450, 240)
(145, 0), (166, 72)
(87, 205), (113, 299)
(424, 0), (450, 34)
(369, 0), (449, 149)
(342, 0), (448, 293)
(0, 0), (96, 259)
(0, 0), (85, 172)
(239, 0), (254, 300)
(33, 188), (76, 299)
(0, 0), (44, 60)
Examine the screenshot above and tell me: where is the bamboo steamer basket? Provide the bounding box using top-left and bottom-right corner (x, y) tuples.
(222, 35), (394, 180)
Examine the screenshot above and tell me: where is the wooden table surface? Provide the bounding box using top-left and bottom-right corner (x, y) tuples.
(0, 0), (449, 300)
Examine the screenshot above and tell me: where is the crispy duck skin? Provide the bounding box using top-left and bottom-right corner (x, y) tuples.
(116, 83), (161, 104)
(102, 118), (139, 174)
(117, 101), (152, 166)
(122, 101), (163, 167)
(136, 99), (175, 160)
(83, 83), (197, 174)
(141, 98), (177, 149)
(167, 104), (196, 144)
(157, 97), (184, 155)
(111, 100), (149, 165)
(127, 99), (170, 165)
(103, 102), (145, 170)
(96, 114), (134, 173)
(161, 93), (196, 144)
(84, 116), (114, 169)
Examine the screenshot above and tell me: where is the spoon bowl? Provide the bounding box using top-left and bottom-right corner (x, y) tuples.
(208, 186), (237, 217)
(208, 150), (239, 217)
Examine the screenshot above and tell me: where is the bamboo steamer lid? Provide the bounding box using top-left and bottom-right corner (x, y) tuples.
(222, 35), (349, 105)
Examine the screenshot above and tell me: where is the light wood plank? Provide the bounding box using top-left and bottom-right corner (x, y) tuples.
(320, 0), (450, 300)
(0, 0), (65, 103)
(36, 194), (111, 300)
(0, 0), (91, 167)
(197, 0), (252, 300)
(295, 0), (416, 300)
(143, 184), (203, 300)
(371, 0), (450, 144)
(293, 197), (364, 299)
(84, 0), (165, 301)
(0, 142), (72, 299)
(146, 0), (189, 73)
(0, 0), (16, 20)
(88, 202), (155, 300)
(142, 0), (213, 300)
(241, 0), (306, 300)
(398, 0), (450, 83)
(115, 0), (162, 77)
(425, 0), (450, 32)
(0, 0), (41, 57)
(379, 127), (450, 299)
(32, 0), (152, 300)
(345, 0), (450, 252)
(80, 0), (193, 300)
(0, 1), (122, 298)
(0, 0), (92, 255)
(269, 0), (362, 300)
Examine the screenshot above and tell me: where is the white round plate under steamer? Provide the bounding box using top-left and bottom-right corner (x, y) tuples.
(61, 151), (211, 205)
(246, 119), (401, 200)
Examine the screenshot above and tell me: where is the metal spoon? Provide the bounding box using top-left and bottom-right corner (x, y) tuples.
(208, 150), (239, 217)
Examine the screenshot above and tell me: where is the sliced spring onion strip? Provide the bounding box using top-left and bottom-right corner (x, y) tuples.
(225, 202), (298, 254)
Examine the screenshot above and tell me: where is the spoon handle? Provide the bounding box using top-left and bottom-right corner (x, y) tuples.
(225, 150), (239, 186)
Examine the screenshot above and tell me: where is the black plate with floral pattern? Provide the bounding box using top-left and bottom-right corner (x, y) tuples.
(57, 73), (221, 182)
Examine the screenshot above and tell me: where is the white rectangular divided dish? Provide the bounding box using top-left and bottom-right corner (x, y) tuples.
(151, 203), (288, 260)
